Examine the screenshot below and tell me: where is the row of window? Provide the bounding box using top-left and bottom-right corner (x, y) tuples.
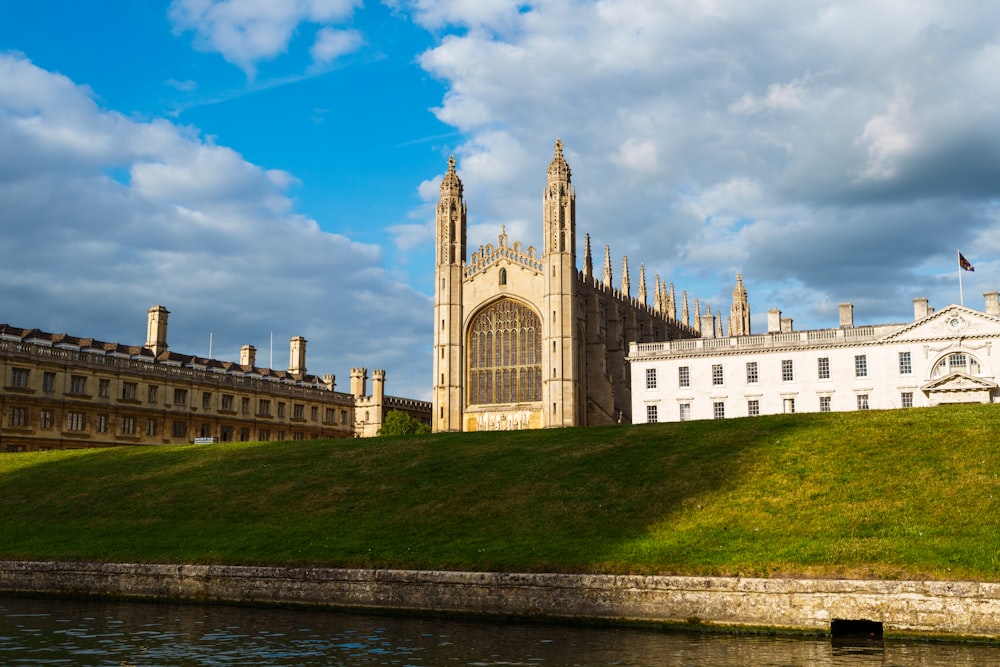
(645, 352), (927, 390)
(6, 368), (350, 424)
(645, 391), (914, 422)
(6, 406), (322, 442)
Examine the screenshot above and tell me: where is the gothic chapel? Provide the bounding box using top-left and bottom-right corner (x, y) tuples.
(433, 140), (705, 432)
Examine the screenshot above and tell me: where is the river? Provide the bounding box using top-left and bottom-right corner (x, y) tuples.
(1, 594), (998, 666)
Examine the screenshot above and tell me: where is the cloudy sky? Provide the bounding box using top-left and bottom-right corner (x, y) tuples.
(2, 1), (999, 400)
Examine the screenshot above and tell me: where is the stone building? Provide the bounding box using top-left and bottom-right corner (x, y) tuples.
(433, 140), (702, 432)
(629, 289), (1000, 423)
(0, 305), (431, 452)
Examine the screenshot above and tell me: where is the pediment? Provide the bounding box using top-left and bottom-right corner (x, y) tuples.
(880, 304), (1000, 343)
(921, 372), (998, 393)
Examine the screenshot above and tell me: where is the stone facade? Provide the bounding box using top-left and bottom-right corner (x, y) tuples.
(629, 289), (1000, 423)
(2, 561), (1000, 639)
(433, 141), (700, 432)
(0, 306), (431, 452)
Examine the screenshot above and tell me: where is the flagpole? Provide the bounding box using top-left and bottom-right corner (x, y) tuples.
(958, 249), (965, 306)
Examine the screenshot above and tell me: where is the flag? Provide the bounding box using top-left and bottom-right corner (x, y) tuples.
(959, 252), (975, 272)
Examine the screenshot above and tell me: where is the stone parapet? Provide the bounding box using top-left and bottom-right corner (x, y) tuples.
(1, 562), (999, 639)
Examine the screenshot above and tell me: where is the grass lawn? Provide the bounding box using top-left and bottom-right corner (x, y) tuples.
(1, 403), (999, 580)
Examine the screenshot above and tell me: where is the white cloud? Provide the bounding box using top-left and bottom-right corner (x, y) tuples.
(311, 27), (364, 65)
(0, 53), (432, 399)
(168, 0), (363, 75)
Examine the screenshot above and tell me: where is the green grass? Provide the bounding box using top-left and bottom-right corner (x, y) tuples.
(2, 403), (999, 580)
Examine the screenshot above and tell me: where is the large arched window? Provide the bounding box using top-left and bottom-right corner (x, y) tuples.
(468, 299), (542, 405)
(930, 352), (982, 379)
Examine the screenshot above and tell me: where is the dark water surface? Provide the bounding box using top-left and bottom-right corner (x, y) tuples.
(2, 595), (999, 666)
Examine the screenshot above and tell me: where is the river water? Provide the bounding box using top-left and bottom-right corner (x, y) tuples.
(1, 595), (998, 666)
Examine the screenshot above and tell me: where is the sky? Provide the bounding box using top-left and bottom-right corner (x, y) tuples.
(2, 1), (999, 401)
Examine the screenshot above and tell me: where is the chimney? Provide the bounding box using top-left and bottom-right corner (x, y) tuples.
(289, 336), (307, 374)
(323, 374), (336, 391)
(240, 345), (256, 368)
(767, 308), (782, 333)
(913, 297), (930, 320)
(700, 313), (716, 338)
(985, 291), (1000, 316)
(839, 302), (854, 328)
(781, 317), (793, 333)
(145, 305), (169, 356)
(350, 367), (368, 398)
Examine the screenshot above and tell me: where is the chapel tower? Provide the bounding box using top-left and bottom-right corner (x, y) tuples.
(728, 273), (751, 337)
(433, 156), (467, 431)
(541, 139), (580, 426)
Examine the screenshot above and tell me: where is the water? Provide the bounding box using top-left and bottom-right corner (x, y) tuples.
(1, 594), (999, 666)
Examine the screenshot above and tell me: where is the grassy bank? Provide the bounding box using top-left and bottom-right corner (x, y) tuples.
(1, 404), (999, 580)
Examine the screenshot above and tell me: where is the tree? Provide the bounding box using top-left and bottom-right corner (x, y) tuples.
(378, 410), (431, 436)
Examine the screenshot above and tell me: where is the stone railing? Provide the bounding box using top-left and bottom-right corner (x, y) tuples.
(631, 326), (888, 357)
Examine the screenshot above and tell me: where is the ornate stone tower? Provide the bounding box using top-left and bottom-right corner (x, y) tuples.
(541, 139), (579, 426)
(729, 273), (751, 336)
(433, 156), (467, 432)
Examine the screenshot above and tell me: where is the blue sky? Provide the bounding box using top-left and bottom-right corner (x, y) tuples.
(2, 1), (1000, 400)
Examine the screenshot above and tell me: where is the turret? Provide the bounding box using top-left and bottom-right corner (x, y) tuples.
(145, 305), (169, 357)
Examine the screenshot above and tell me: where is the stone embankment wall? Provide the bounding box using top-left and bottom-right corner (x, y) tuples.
(1, 561), (999, 639)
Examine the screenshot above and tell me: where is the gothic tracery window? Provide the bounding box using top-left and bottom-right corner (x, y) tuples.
(468, 299), (542, 405)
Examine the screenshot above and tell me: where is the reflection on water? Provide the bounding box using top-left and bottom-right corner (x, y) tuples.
(1, 594), (998, 666)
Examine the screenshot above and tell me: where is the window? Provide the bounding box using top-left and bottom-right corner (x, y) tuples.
(8, 407), (28, 427)
(646, 404), (658, 423)
(148, 385), (158, 404)
(121, 382), (137, 401)
(712, 364), (724, 386)
(40, 409), (53, 429)
(341, 409), (349, 425)
(277, 402), (286, 418)
(311, 406), (319, 421)
(258, 429), (270, 441)
(66, 412), (86, 431)
(499, 268), (507, 285)
(857, 394), (870, 410)
(325, 408), (335, 423)
(746, 362), (758, 384)
(120, 416), (136, 435)
(467, 299), (542, 405)
(42, 372), (56, 393)
(97, 414), (108, 433)
(819, 396), (831, 412)
(221, 426), (233, 442)
(713, 401), (725, 419)
(240, 427), (250, 442)
(781, 359), (794, 382)
(98, 378), (110, 398)
(293, 404), (304, 419)
(747, 399), (759, 416)
(898, 351), (912, 375)
(69, 376), (87, 395)
(241, 396), (251, 415)
(146, 419), (158, 436)
(202, 392), (212, 410)
(783, 398), (795, 414)
(854, 355), (868, 378)
(678, 366), (690, 388)
(174, 389), (187, 406)
(276, 431), (285, 441)
(172, 421), (186, 438)
(199, 424), (211, 438)
(10, 368), (29, 388)
(645, 368), (657, 390)
(931, 352), (981, 378)
(679, 403), (691, 422)
(221, 394), (234, 412)
(258, 399), (271, 416)
(817, 357), (830, 380)
(901, 391), (913, 408)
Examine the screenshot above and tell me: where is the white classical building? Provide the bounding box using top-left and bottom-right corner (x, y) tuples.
(628, 292), (1000, 423)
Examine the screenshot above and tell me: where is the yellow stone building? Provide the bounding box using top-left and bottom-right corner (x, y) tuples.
(0, 306), (430, 452)
(433, 141), (703, 432)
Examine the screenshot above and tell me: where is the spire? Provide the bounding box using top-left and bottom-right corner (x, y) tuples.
(602, 245), (612, 288)
(729, 272), (751, 336)
(668, 283), (677, 321)
(499, 224), (508, 246)
(543, 139), (575, 257)
(440, 155), (462, 196)
(694, 298), (701, 333)
(621, 256), (630, 297)
(653, 275), (662, 312)
(638, 264), (647, 304)
(547, 138), (571, 181)
(583, 233), (593, 281)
